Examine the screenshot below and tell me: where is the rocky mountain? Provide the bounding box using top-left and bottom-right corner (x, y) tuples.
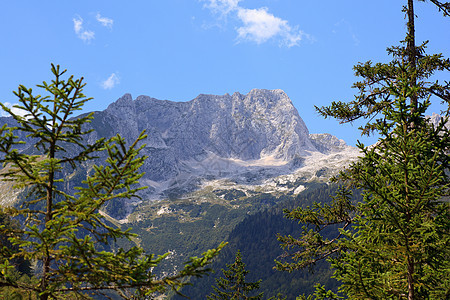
(0, 89), (361, 210)
(96, 89), (315, 159)
(78, 89), (359, 204)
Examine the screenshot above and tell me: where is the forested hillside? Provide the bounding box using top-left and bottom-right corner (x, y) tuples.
(176, 184), (361, 299)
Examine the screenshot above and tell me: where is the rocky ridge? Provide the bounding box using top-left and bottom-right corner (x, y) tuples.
(80, 89), (359, 202)
(0, 89), (361, 215)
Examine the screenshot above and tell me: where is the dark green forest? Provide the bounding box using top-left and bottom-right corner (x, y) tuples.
(176, 184), (354, 299)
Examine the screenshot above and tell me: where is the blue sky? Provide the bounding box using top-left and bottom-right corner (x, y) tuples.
(1, 1), (449, 145)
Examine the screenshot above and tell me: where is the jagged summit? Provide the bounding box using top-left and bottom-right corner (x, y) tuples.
(0, 89), (360, 203)
(98, 89), (316, 161)
(74, 88), (362, 201)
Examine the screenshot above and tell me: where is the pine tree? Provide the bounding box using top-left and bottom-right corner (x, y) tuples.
(207, 250), (263, 300)
(276, 1), (450, 299)
(0, 64), (225, 300)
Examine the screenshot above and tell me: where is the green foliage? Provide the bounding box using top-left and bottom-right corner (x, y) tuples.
(330, 100), (450, 299)
(277, 1), (450, 299)
(207, 250), (263, 300)
(296, 284), (342, 300)
(0, 208), (32, 276)
(276, 187), (355, 273)
(178, 186), (346, 299)
(0, 208), (37, 299)
(0, 64), (225, 299)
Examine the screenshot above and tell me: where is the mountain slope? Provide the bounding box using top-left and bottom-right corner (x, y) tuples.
(0, 89), (361, 216)
(80, 89), (359, 204)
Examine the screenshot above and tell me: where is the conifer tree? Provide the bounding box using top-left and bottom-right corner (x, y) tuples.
(207, 250), (263, 300)
(277, 1), (450, 299)
(0, 64), (225, 300)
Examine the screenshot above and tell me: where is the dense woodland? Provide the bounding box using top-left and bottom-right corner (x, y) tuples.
(1, 1), (450, 299)
(176, 185), (356, 299)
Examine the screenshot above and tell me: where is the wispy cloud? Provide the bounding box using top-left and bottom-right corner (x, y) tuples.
(101, 73), (120, 90)
(202, 1), (306, 47)
(73, 16), (95, 42)
(203, 0), (241, 15)
(333, 19), (359, 46)
(96, 13), (113, 29)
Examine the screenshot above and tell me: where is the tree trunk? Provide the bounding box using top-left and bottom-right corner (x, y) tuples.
(407, 0), (418, 114)
(407, 257), (415, 300)
(41, 146), (55, 300)
(406, 2), (417, 298)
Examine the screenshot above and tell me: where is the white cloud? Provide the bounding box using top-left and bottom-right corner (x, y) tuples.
(101, 73), (120, 90)
(202, 1), (306, 47)
(73, 17), (83, 33)
(73, 16), (95, 42)
(1, 102), (27, 118)
(236, 7), (303, 47)
(96, 13), (113, 29)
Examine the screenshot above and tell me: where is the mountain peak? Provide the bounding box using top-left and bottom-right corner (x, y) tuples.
(82, 89), (343, 195)
(1, 89), (360, 204)
(101, 89), (315, 161)
(116, 93), (133, 103)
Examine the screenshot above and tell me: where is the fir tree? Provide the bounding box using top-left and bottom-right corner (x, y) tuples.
(277, 1), (450, 299)
(207, 250), (263, 300)
(0, 64), (225, 300)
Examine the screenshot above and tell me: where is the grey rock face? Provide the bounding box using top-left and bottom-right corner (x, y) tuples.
(2, 89), (358, 203)
(309, 133), (348, 154)
(85, 89), (318, 182)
